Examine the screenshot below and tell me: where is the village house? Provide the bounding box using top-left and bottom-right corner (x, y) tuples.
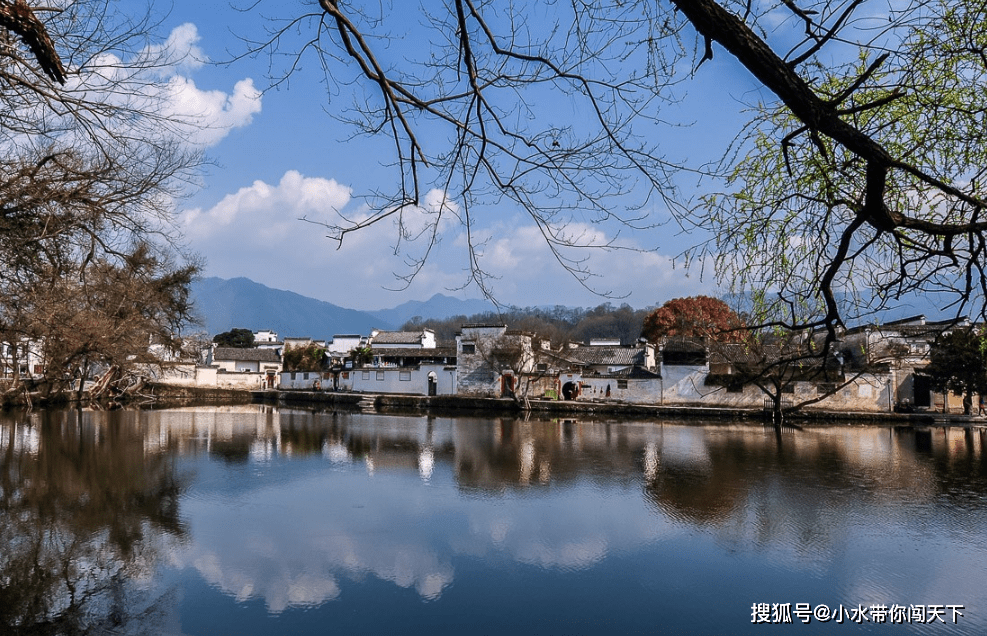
(547, 339), (660, 402)
(332, 328), (457, 395)
(0, 338), (45, 380)
(456, 324), (536, 398)
(328, 334), (366, 355)
(253, 330), (282, 349)
(212, 347), (281, 389)
(648, 334), (895, 412)
(149, 314), (983, 415)
(837, 315), (969, 411)
(370, 328), (436, 349)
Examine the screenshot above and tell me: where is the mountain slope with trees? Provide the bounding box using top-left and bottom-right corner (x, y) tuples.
(190, 277), (396, 338)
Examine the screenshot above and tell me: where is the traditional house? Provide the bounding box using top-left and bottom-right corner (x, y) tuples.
(332, 328), (457, 396)
(654, 334), (894, 412)
(369, 328), (437, 349)
(213, 347), (281, 389)
(839, 315), (969, 411)
(548, 340), (659, 403)
(338, 362), (457, 396)
(456, 324), (535, 397)
(0, 338), (46, 380)
(253, 330), (282, 350)
(328, 334), (366, 355)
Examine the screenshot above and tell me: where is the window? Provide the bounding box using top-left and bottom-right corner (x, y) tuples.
(461, 343), (476, 354)
(362, 370), (371, 380)
(617, 379), (628, 389)
(291, 372), (297, 380)
(400, 371), (411, 381)
(376, 371), (385, 381)
(537, 363), (548, 372)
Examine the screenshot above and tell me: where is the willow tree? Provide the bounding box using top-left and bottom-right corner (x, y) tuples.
(244, 1), (987, 346)
(0, 1), (203, 396)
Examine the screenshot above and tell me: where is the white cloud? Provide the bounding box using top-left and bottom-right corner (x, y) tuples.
(182, 173), (476, 307)
(142, 22), (207, 75)
(470, 218), (718, 307)
(183, 171), (718, 308)
(65, 23), (261, 149)
(181, 171), (352, 237)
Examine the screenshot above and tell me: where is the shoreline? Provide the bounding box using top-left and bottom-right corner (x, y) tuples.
(248, 388), (987, 428)
(8, 384), (984, 428)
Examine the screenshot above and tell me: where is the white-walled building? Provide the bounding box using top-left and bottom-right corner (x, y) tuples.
(370, 329), (437, 349)
(456, 325), (535, 397)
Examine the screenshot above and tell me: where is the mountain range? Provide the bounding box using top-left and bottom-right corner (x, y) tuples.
(190, 277), (495, 339)
(190, 276), (956, 342)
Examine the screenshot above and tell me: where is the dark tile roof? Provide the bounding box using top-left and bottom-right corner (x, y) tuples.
(214, 347), (281, 362)
(371, 331), (427, 345)
(563, 345), (646, 366)
(372, 346), (457, 358)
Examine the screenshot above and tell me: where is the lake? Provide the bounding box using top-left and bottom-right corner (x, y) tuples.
(1, 404), (985, 635)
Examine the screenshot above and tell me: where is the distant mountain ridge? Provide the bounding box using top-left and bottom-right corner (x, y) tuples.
(369, 295), (496, 327)
(190, 277), (496, 340)
(190, 276), (952, 342)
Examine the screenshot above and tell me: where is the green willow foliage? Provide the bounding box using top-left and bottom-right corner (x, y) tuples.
(702, 0), (987, 328)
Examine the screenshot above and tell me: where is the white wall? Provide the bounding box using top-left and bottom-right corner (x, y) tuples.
(339, 364), (457, 395)
(657, 365), (893, 412)
(214, 370), (270, 390)
(576, 375), (663, 404)
(279, 371), (333, 390)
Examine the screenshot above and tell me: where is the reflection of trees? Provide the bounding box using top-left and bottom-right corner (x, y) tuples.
(0, 409), (185, 634)
(904, 427), (987, 508)
(640, 425), (987, 556)
(265, 411), (987, 534)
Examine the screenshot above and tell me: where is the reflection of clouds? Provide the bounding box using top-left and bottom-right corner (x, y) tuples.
(170, 471), (458, 612)
(513, 538), (609, 571)
(455, 489), (671, 571)
(150, 409), (987, 627)
(170, 465), (671, 612)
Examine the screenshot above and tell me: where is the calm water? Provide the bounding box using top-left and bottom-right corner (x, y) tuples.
(1, 405), (986, 635)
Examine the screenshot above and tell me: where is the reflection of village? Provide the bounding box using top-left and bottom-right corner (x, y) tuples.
(7, 404), (983, 504)
(150, 316), (981, 414)
(3, 405), (987, 626)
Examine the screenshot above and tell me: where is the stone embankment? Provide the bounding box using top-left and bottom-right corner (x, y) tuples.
(250, 389), (987, 427)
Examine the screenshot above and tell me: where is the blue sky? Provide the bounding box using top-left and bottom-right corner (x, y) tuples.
(143, 1), (766, 311)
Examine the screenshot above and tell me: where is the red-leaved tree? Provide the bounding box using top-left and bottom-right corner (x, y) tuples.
(641, 296), (745, 343)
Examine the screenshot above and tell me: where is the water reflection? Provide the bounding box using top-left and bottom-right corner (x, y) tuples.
(0, 409), (186, 635)
(1, 405), (985, 634)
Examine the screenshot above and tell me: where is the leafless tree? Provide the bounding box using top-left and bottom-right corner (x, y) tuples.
(0, 1), (205, 399)
(242, 0), (987, 353)
(25, 243), (199, 400)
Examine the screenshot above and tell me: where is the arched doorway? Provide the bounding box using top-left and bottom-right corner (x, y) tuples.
(562, 381), (578, 400)
(427, 372), (438, 396)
